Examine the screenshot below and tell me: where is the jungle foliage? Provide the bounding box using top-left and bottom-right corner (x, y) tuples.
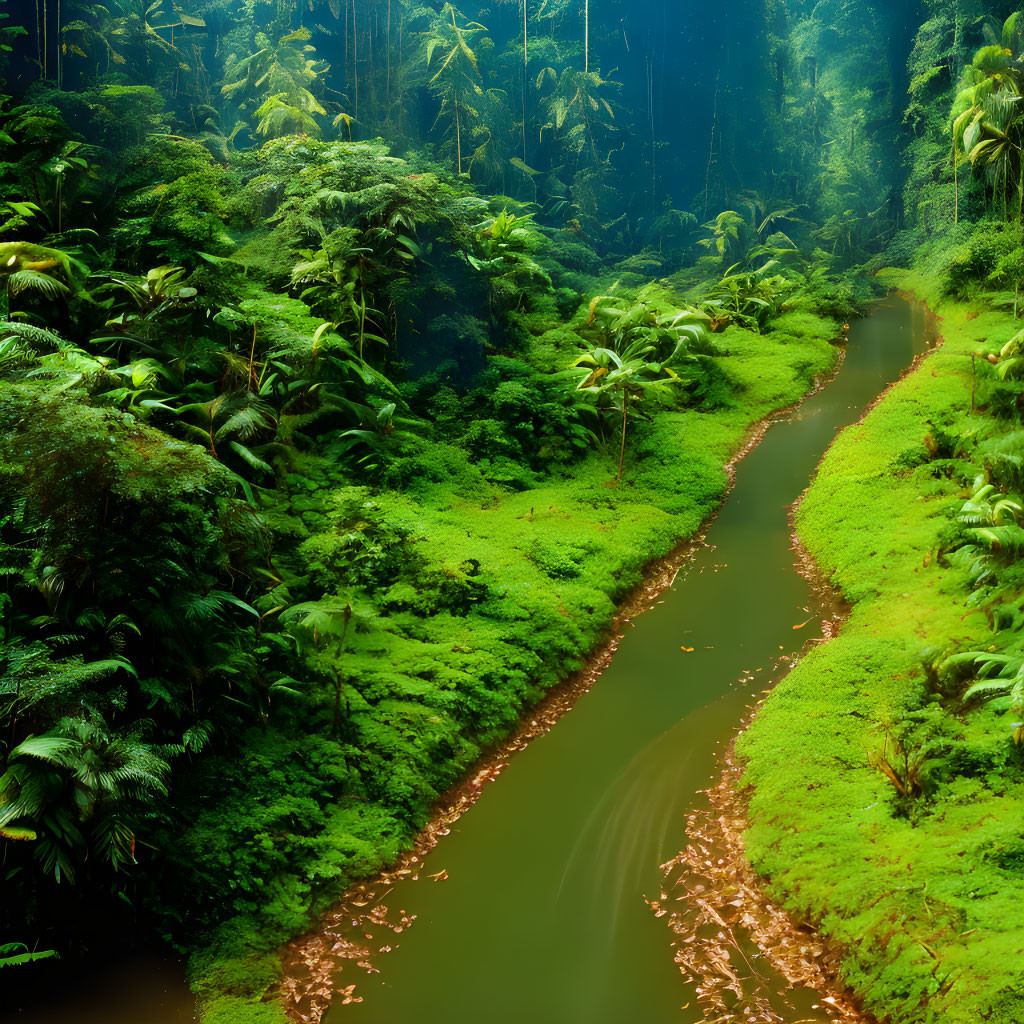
(0, 0), (982, 1021)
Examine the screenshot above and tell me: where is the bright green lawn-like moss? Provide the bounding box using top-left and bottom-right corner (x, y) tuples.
(185, 306), (838, 1014)
(738, 271), (1024, 1024)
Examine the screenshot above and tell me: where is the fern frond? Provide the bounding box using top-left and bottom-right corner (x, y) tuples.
(7, 270), (69, 299)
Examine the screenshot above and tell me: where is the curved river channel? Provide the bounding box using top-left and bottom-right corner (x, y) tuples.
(307, 295), (934, 1024)
(3, 297), (933, 1024)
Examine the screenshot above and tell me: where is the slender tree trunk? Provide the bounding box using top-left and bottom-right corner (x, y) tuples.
(454, 91), (462, 174)
(369, 5), (375, 121)
(358, 260), (366, 358)
(522, 0), (528, 161)
(43, 0), (48, 78)
(247, 324), (258, 390)
(703, 73), (719, 217)
(648, 54), (656, 212)
(353, 0), (359, 119)
(953, 137), (959, 226)
(584, 0), (589, 73)
(386, 0), (391, 110)
(616, 393), (628, 483)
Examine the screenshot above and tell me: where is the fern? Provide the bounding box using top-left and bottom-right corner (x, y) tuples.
(0, 321), (71, 351)
(6, 270), (69, 299)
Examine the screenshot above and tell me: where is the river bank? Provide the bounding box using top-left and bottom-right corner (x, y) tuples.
(737, 272), (1024, 1024)
(275, 322), (852, 1024)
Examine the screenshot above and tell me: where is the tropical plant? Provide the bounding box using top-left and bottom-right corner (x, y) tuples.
(0, 943), (58, 968)
(0, 240), (89, 309)
(421, 4), (490, 174)
(329, 401), (425, 475)
(937, 636), (1024, 747)
(698, 210), (748, 265)
(702, 264), (793, 331)
(290, 232), (387, 359)
(99, 0), (199, 86)
(568, 295), (707, 482)
(952, 12), (1024, 221)
(280, 597), (366, 737)
(221, 10), (328, 138)
(459, 207), (551, 309)
(536, 66), (617, 163)
(0, 718), (169, 882)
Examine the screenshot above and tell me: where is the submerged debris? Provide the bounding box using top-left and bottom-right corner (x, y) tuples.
(654, 760), (872, 1024)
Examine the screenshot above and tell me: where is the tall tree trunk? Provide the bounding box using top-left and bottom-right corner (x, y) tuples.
(648, 54), (656, 212)
(584, 0), (589, 73)
(522, 0), (528, 161)
(703, 74), (719, 217)
(353, 0), (359, 119)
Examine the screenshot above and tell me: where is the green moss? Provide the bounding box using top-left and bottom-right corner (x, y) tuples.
(200, 997), (289, 1024)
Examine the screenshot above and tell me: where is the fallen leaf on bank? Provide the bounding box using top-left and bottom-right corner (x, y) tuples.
(793, 618), (812, 630)
(428, 869), (449, 881)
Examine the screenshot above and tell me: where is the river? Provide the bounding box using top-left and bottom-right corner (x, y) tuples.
(299, 296), (933, 1024)
(2, 296), (932, 1024)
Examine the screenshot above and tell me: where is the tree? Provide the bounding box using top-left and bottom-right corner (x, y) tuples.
(221, 10), (328, 138)
(536, 66), (617, 164)
(422, 4), (490, 174)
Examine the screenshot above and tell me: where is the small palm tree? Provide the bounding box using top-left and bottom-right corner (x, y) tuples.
(952, 13), (1024, 221)
(569, 344), (678, 484)
(568, 295), (707, 482)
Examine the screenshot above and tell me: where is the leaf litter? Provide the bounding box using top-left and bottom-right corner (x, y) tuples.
(651, 757), (874, 1024)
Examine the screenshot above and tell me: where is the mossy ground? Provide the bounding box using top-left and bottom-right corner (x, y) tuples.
(191, 310), (839, 1021)
(738, 271), (1024, 1024)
